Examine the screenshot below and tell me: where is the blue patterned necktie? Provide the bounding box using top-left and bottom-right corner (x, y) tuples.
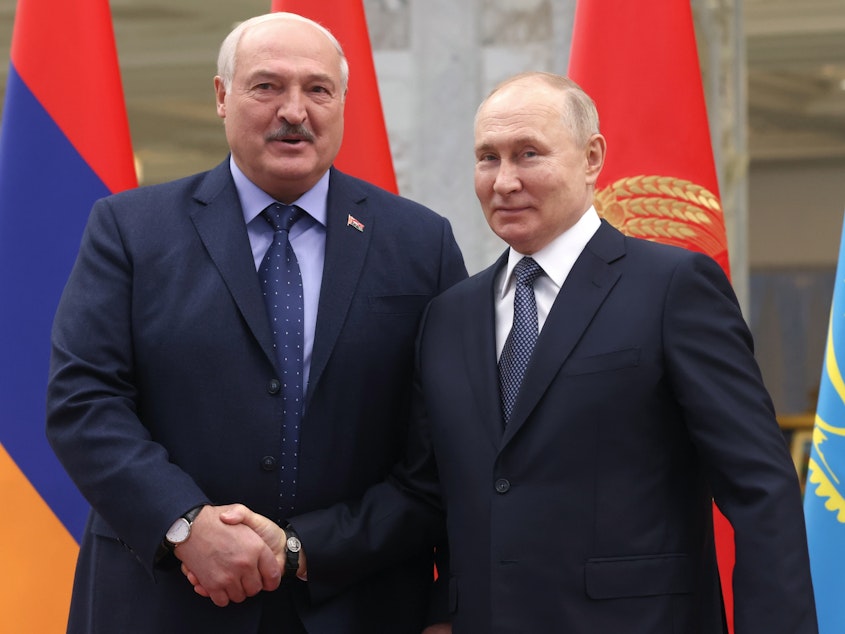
(498, 257), (544, 426)
(259, 203), (304, 513)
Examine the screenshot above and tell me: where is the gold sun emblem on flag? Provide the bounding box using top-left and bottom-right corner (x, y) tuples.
(805, 317), (845, 523)
(594, 175), (728, 258)
(806, 424), (845, 523)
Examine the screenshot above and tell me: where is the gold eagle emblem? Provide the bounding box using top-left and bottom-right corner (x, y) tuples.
(594, 175), (727, 257)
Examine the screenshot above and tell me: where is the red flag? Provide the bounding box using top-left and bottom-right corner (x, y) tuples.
(0, 0), (136, 630)
(270, 0), (398, 194)
(568, 1), (734, 630)
(569, 0), (730, 276)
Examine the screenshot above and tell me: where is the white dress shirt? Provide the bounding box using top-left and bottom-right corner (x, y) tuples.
(495, 206), (601, 360)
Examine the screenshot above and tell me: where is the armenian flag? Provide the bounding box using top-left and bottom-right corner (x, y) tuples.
(0, 0), (136, 630)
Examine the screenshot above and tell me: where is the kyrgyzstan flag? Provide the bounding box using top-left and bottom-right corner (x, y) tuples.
(568, 0), (730, 276)
(568, 0), (734, 631)
(0, 0), (137, 630)
(270, 0), (398, 194)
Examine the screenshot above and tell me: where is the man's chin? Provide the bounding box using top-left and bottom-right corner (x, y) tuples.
(266, 157), (318, 181)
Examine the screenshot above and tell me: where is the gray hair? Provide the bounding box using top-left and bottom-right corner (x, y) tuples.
(477, 72), (600, 146)
(217, 12), (349, 93)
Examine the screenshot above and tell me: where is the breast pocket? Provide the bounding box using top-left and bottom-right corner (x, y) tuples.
(368, 294), (431, 315)
(564, 347), (640, 376)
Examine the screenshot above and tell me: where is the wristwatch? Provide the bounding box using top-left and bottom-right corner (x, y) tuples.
(283, 524), (301, 574)
(165, 505), (204, 549)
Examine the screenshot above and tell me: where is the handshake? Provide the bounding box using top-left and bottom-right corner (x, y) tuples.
(174, 504), (453, 634)
(173, 504), (305, 607)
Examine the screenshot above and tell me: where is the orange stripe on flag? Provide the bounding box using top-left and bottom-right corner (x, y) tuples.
(0, 444), (78, 633)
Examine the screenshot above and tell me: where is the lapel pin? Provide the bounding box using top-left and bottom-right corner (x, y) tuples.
(347, 214), (365, 232)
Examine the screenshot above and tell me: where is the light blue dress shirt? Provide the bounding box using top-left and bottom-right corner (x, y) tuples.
(230, 156), (327, 393)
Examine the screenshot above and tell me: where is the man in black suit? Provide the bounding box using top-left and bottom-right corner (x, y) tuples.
(402, 71), (816, 632)
(219, 71), (818, 633)
(46, 12), (465, 633)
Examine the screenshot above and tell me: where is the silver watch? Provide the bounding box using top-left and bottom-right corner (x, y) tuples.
(165, 505), (203, 548)
(284, 525), (301, 573)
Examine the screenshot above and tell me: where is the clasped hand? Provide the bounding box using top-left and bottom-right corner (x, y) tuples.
(175, 504), (301, 607)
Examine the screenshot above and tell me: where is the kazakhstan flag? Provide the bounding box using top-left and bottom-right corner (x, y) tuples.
(805, 211), (845, 632)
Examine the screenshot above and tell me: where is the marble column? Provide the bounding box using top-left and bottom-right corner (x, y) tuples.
(407, 0), (499, 273)
(694, 0), (749, 312)
(367, 0), (747, 290)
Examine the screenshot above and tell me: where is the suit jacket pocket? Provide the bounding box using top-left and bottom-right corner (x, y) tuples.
(90, 511), (120, 540)
(564, 347), (640, 376)
(368, 294), (430, 314)
(585, 553), (692, 599)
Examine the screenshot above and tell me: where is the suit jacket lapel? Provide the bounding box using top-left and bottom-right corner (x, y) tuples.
(188, 160), (276, 368)
(307, 169), (373, 401)
(502, 221), (626, 445)
(461, 254), (509, 449)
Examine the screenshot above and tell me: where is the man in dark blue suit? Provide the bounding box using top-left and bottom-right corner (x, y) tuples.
(223, 71), (818, 633)
(46, 12), (465, 633)
(410, 72), (816, 632)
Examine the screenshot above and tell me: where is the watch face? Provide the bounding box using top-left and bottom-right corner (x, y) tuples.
(166, 517), (191, 545)
(286, 535), (302, 553)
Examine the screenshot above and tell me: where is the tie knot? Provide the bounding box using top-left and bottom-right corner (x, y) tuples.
(513, 257), (543, 287)
(263, 203), (302, 233)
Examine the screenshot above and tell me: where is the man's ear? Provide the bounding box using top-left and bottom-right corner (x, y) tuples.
(585, 133), (606, 185)
(213, 76), (227, 119)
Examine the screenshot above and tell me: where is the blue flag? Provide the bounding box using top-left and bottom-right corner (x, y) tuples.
(804, 211), (845, 632)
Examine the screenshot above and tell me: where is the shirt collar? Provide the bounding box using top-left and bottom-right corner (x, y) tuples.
(498, 206), (601, 299)
(230, 156), (329, 228)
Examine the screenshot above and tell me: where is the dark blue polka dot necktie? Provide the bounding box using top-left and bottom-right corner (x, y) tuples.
(259, 203), (304, 514)
(498, 257), (544, 426)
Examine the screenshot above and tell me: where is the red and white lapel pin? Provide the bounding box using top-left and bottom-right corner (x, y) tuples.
(347, 214), (365, 232)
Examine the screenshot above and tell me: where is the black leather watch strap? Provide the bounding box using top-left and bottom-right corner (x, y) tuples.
(183, 505), (203, 523)
(283, 524), (301, 574)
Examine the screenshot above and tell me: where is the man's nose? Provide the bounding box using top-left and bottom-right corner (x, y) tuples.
(276, 90), (307, 124)
(493, 160), (522, 194)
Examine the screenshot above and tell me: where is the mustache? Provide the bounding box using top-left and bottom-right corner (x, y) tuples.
(266, 122), (315, 143)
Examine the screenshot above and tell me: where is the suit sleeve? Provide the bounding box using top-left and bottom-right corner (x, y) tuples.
(290, 363), (446, 603)
(46, 198), (209, 574)
(662, 253), (817, 633)
(437, 214), (469, 291)
(288, 215), (464, 605)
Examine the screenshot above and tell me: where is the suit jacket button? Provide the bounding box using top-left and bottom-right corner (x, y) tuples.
(261, 456), (277, 471)
(495, 478), (510, 494)
(268, 379), (281, 394)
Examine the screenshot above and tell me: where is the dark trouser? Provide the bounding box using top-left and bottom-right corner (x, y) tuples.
(258, 578), (308, 633)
